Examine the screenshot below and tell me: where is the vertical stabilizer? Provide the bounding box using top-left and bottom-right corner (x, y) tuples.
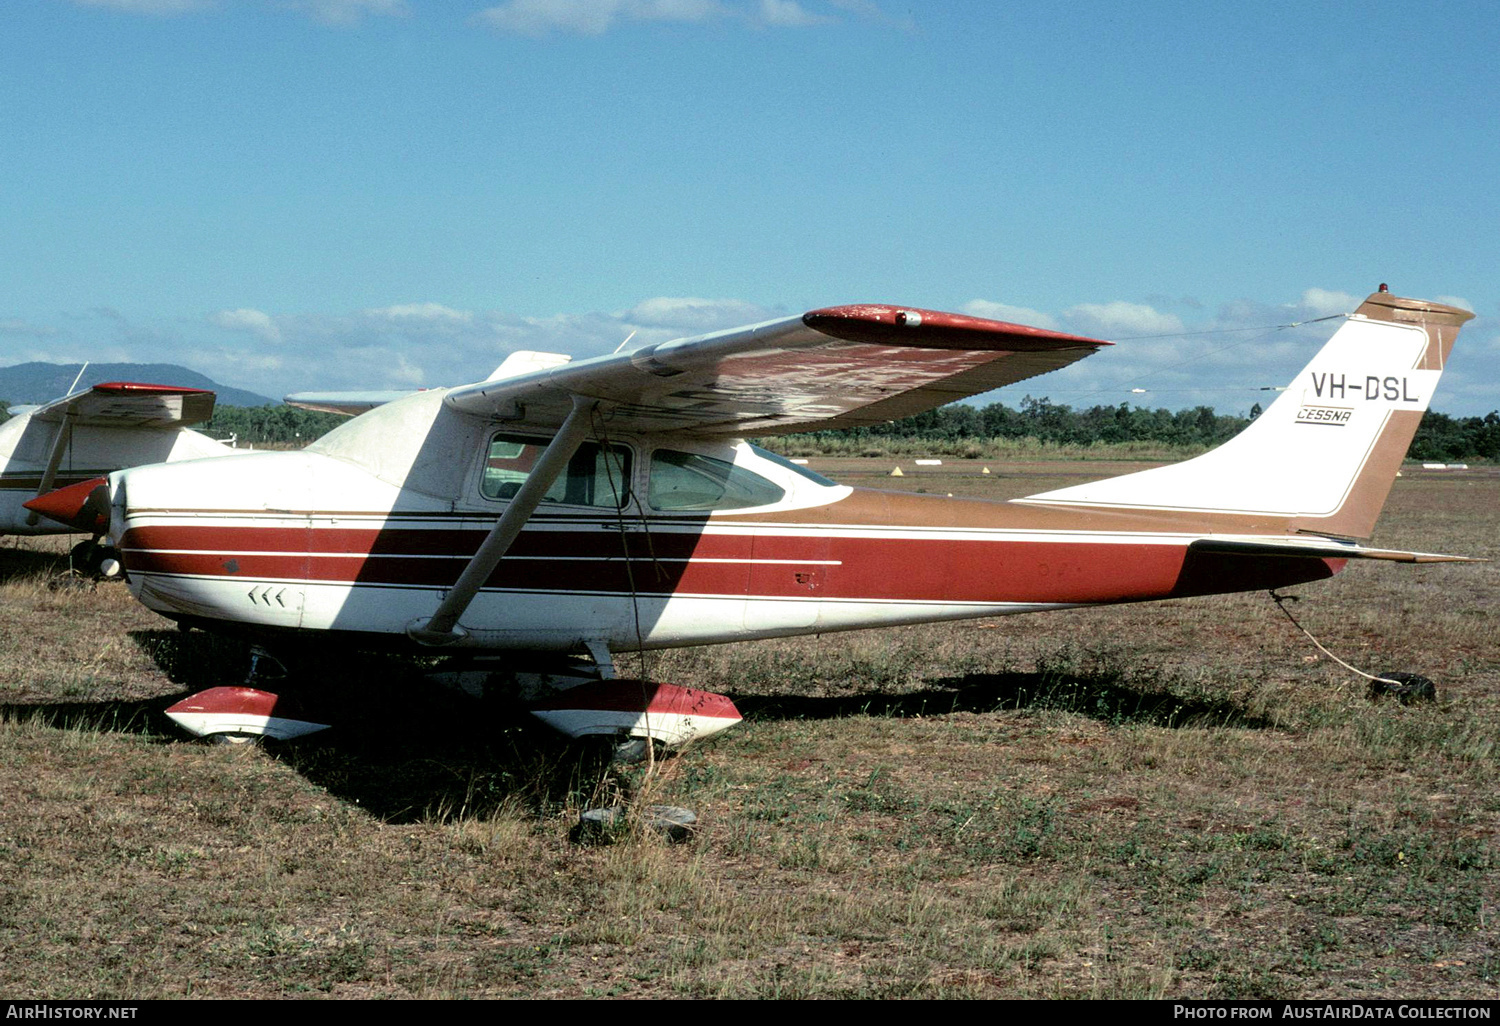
(1024, 290), (1473, 538)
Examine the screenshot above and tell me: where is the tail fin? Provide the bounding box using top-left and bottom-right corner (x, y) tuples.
(1024, 289), (1473, 538)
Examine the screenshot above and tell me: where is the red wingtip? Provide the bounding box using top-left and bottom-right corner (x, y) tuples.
(23, 477), (110, 533)
(802, 305), (1111, 351)
(92, 382), (213, 396)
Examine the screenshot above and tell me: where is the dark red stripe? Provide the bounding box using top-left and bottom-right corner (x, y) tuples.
(119, 519), (1338, 604)
(121, 513), (1343, 605)
(121, 523), (742, 560)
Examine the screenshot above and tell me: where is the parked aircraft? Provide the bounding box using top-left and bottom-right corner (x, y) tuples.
(2, 382), (230, 574)
(25, 288), (1475, 748)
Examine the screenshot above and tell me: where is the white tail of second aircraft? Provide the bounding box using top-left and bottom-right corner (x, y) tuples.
(1023, 290), (1474, 539)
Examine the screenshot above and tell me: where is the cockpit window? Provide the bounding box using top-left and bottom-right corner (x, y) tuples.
(648, 449), (786, 511)
(482, 434), (632, 508)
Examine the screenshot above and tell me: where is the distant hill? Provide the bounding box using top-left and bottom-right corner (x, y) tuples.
(0, 362), (275, 408)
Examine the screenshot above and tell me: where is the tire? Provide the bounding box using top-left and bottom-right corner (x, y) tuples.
(1368, 671), (1436, 705)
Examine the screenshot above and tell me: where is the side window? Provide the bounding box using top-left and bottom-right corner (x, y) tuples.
(481, 434), (632, 508)
(648, 449), (786, 511)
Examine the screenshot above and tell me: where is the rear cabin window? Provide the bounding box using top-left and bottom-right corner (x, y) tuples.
(481, 434), (632, 508)
(749, 444), (839, 487)
(648, 449), (786, 511)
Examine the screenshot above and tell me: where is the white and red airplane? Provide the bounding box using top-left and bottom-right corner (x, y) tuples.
(2, 381), (231, 574)
(25, 288), (1475, 749)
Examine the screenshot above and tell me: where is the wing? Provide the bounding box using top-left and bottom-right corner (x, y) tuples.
(285, 390), (424, 416)
(443, 305), (1110, 436)
(28, 382), (215, 427)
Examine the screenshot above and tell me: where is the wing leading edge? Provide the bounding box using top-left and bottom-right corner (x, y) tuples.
(443, 306), (1110, 436)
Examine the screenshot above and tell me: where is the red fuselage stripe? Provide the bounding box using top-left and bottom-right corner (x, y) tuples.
(119, 523), (1337, 604)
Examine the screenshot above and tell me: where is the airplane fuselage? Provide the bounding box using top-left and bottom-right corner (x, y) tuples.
(111, 441), (1338, 654)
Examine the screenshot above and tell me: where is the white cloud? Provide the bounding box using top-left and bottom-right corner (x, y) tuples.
(17, 288), (1497, 417)
(68, 0), (210, 13)
(829, 0), (915, 30)
(212, 350), (285, 374)
(973, 292), (1383, 413)
(1294, 288), (1360, 318)
(1435, 295), (1474, 314)
(470, 0), (914, 35)
(634, 0), (727, 19)
(388, 353), (426, 385)
(476, 0), (617, 36)
(210, 308), (283, 344)
(0, 318), (61, 339)
(285, 0), (409, 25)
(367, 302), (474, 324)
(1062, 301), (1184, 338)
(961, 300), (1059, 331)
(70, 0), (409, 22)
(476, 0), (728, 36)
(621, 296), (778, 331)
(754, 0), (829, 28)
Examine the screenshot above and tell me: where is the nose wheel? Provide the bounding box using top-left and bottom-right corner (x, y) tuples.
(608, 735), (665, 766)
(69, 539), (122, 578)
(207, 731), (263, 746)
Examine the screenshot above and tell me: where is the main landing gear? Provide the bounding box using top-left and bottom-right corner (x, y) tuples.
(159, 645), (743, 755)
(524, 677), (743, 757)
(162, 647), (330, 745)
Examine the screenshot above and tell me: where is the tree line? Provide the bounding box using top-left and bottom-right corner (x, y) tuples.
(1, 399), (1495, 461)
(761, 397), (1500, 462)
(202, 405), (348, 446)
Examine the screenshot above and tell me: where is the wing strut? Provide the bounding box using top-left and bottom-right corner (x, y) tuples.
(24, 401), (80, 527)
(407, 395), (600, 646)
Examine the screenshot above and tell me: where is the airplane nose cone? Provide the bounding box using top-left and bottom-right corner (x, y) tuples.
(24, 477), (110, 533)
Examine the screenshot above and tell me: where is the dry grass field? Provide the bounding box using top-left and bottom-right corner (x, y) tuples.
(0, 460), (1496, 999)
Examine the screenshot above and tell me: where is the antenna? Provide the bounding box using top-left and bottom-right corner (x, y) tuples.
(66, 362), (90, 396)
(612, 330), (637, 355)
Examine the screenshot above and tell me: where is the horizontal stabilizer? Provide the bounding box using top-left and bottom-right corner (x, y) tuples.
(1190, 537), (1483, 564)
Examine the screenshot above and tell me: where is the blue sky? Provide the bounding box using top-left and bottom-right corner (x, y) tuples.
(3, 0), (1497, 414)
